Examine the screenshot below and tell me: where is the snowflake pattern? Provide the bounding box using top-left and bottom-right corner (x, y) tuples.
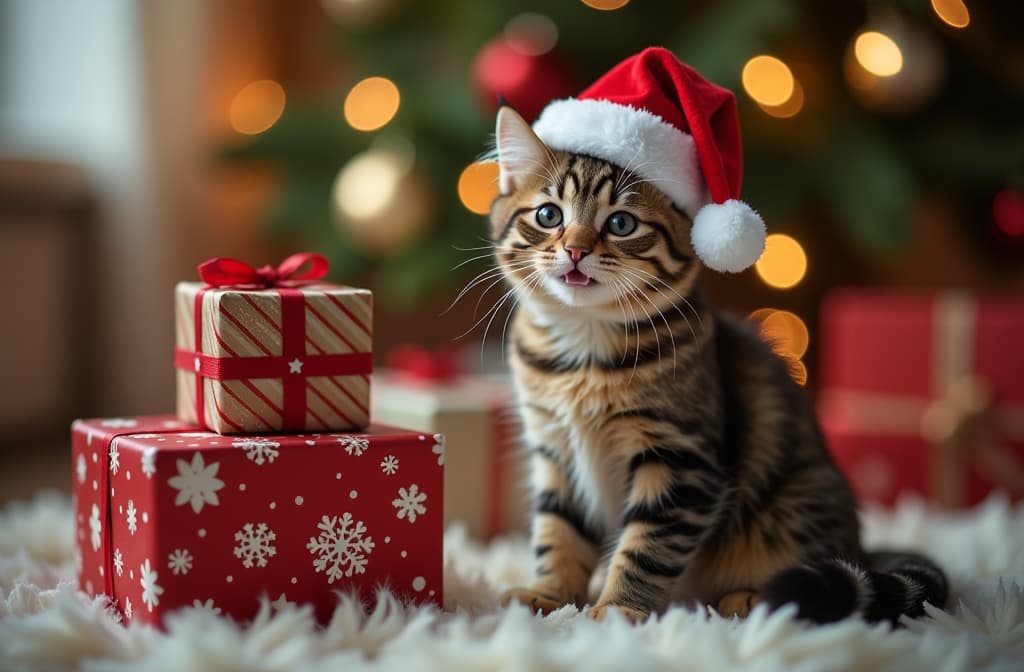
(233, 522), (277, 568)
(89, 503), (102, 551)
(126, 500), (138, 535)
(76, 454), (87, 484)
(392, 484), (427, 523)
(338, 435), (369, 457)
(380, 455), (399, 475)
(168, 548), (193, 575)
(306, 513), (374, 583)
(114, 548), (124, 576)
(432, 434), (445, 466)
(108, 440), (121, 475)
(141, 447), (157, 478)
(124, 597), (133, 620)
(192, 598), (221, 615)
(234, 437), (280, 466)
(139, 559), (163, 612)
(168, 452), (225, 513)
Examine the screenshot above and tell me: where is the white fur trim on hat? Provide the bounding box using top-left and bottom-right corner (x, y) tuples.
(532, 98), (705, 215)
(691, 199), (766, 273)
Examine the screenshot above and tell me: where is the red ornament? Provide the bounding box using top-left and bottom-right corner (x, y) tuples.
(471, 35), (577, 123)
(993, 188), (1024, 239)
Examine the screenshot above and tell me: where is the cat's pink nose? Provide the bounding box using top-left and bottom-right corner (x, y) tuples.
(566, 245), (590, 263)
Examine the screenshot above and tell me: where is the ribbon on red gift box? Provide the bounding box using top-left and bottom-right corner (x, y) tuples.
(820, 292), (1024, 506)
(174, 253), (372, 430)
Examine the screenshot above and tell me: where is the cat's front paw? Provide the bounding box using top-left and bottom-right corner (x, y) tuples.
(500, 587), (568, 615)
(586, 602), (650, 624)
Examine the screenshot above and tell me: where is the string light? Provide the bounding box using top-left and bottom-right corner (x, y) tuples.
(344, 77), (400, 132)
(931, 0), (970, 28)
(759, 80), (805, 119)
(229, 80), (285, 135)
(854, 31), (903, 77)
(457, 162), (500, 215)
(755, 233), (807, 289)
(580, 0), (631, 10)
(741, 56), (795, 107)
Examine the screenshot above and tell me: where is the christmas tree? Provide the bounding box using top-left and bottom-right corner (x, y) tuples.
(221, 0), (1024, 380)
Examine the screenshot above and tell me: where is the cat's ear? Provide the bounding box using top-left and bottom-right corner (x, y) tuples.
(495, 106), (549, 194)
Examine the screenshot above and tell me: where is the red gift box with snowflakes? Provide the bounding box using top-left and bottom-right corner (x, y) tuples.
(71, 415), (443, 627)
(818, 290), (1024, 507)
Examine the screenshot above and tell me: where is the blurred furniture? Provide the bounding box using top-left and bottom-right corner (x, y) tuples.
(0, 159), (96, 452)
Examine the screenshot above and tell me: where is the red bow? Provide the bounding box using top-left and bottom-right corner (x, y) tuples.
(388, 345), (462, 385)
(198, 253), (329, 288)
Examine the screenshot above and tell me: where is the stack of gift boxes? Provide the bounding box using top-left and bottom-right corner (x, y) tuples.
(72, 254), (522, 628)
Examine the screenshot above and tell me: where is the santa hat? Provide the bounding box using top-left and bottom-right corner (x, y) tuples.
(531, 47), (765, 273)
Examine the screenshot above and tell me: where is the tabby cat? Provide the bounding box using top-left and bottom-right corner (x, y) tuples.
(487, 105), (947, 624)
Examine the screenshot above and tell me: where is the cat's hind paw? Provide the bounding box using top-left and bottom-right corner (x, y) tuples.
(586, 602), (649, 624)
(500, 587), (566, 615)
(717, 591), (760, 618)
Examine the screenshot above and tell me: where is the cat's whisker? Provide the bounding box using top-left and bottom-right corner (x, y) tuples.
(609, 277), (640, 367)
(479, 270), (540, 348)
(618, 272), (677, 374)
(614, 265), (697, 356)
(471, 263), (535, 319)
(608, 276), (643, 382)
(441, 260), (534, 317)
(499, 270), (545, 361)
(617, 264), (705, 333)
(617, 275), (663, 381)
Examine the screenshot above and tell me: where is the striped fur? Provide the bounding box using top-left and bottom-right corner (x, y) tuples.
(487, 107), (947, 624)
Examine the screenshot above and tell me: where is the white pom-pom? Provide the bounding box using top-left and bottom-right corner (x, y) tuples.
(690, 199), (766, 273)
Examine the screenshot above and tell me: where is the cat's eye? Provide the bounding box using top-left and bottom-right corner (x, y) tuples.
(606, 211), (638, 237)
(535, 204), (563, 229)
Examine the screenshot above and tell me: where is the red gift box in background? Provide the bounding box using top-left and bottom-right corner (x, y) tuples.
(72, 415), (443, 627)
(818, 290), (1024, 507)
(371, 345), (526, 539)
(174, 254), (373, 435)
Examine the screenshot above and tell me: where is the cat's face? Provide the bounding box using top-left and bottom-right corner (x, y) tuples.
(489, 107), (700, 317)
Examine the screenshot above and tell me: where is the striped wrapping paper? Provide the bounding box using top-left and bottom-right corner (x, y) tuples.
(174, 282), (372, 434)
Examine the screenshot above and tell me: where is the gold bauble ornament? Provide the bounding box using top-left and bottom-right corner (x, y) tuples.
(331, 141), (434, 258)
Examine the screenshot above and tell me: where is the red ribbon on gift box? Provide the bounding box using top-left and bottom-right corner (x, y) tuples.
(174, 253), (372, 430)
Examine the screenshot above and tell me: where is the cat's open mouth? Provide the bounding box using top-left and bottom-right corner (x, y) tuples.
(563, 269), (595, 287)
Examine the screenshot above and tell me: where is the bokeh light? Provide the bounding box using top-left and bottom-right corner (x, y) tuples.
(931, 0), (970, 28)
(742, 56), (795, 107)
(759, 80), (805, 119)
(854, 31), (903, 77)
(458, 161), (500, 215)
(580, 0), (631, 10)
(229, 80), (286, 135)
(334, 150), (407, 220)
(760, 309), (810, 360)
(789, 360), (808, 386)
(344, 77), (401, 132)
(755, 234), (807, 289)
(505, 13), (558, 56)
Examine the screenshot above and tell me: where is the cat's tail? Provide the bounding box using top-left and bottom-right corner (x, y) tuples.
(759, 551), (948, 625)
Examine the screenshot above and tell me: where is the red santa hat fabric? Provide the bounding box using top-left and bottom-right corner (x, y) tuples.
(531, 47), (766, 273)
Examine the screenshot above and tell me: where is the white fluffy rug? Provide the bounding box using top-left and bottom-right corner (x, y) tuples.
(1, 492), (1023, 671)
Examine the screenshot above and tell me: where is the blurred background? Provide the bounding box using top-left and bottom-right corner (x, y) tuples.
(1, 0), (1022, 503)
